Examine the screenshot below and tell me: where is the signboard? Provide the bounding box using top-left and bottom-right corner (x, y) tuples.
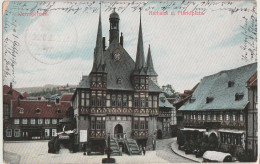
(80, 130), (88, 142)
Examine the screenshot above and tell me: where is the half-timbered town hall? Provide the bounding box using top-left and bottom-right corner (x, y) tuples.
(72, 9), (174, 154)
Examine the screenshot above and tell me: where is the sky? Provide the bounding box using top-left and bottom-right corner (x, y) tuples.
(3, 1), (257, 92)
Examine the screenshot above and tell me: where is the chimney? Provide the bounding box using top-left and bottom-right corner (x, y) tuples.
(10, 82), (12, 89)
(120, 32), (123, 47)
(103, 37), (106, 51)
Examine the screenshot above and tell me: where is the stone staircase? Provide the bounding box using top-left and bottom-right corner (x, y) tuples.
(125, 139), (142, 155)
(110, 138), (122, 156)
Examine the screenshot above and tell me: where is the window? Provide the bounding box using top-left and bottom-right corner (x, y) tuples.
(190, 114), (193, 120)
(36, 108), (41, 114)
(117, 78), (122, 84)
(193, 114), (196, 120)
(198, 114), (201, 120)
(117, 96), (122, 107)
(228, 81), (234, 87)
(19, 108), (24, 114)
(134, 98), (139, 107)
(45, 118), (50, 124)
(14, 129), (20, 137)
(213, 114), (216, 121)
(22, 118), (27, 124)
(134, 117), (139, 129)
(86, 93), (90, 106)
(30, 118), (35, 124)
(220, 113), (223, 121)
(92, 97), (96, 106)
(235, 93), (244, 101)
(38, 119), (43, 124)
(81, 91), (85, 106)
(102, 117), (106, 129)
(96, 117), (101, 130)
(207, 113), (211, 120)
(184, 114), (186, 119)
(226, 113), (229, 121)
(97, 97), (102, 106)
(206, 97), (214, 103)
(190, 98), (196, 103)
(240, 113), (244, 121)
(91, 117), (95, 130)
(233, 112), (236, 121)
(123, 96), (127, 107)
(112, 95), (116, 107)
(14, 119), (19, 124)
(6, 129), (12, 137)
(141, 98), (145, 107)
(52, 119), (57, 124)
(140, 78), (145, 84)
(140, 121), (145, 129)
(57, 109), (62, 114)
(45, 129), (50, 137)
(135, 78), (139, 84)
(52, 129), (57, 136)
(153, 96), (158, 108)
(203, 114), (205, 120)
(148, 96), (152, 107)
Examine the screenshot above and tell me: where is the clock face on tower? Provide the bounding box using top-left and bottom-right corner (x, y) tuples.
(113, 49), (122, 61)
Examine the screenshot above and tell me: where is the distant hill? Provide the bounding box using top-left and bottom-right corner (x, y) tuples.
(15, 84), (77, 94)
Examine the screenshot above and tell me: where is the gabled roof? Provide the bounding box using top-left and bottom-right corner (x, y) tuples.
(3, 94), (15, 104)
(3, 85), (23, 99)
(159, 93), (173, 108)
(247, 72), (257, 87)
(12, 100), (71, 118)
(179, 63), (257, 111)
(60, 93), (73, 102)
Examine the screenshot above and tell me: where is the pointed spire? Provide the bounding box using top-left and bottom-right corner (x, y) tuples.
(134, 8), (146, 75)
(91, 2), (105, 73)
(146, 45), (158, 76)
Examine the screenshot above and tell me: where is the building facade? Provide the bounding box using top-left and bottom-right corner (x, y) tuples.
(72, 9), (173, 152)
(246, 72), (258, 161)
(4, 90), (72, 141)
(178, 63), (257, 156)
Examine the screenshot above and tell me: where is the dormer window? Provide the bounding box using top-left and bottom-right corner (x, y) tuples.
(160, 97), (166, 103)
(19, 108), (24, 114)
(36, 108), (41, 114)
(228, 81), (234, 87)
(206, 97), (214, 103)
(56, 98), (60, 104)
(235, 93), (244, 101)
(190, 98), (196, 103)
(57, 109), (62, 114)
(117, 78), (122, 84)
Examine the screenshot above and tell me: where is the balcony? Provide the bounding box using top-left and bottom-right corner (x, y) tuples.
(132, 130), (148, 139)
(89, 130), (106, 139)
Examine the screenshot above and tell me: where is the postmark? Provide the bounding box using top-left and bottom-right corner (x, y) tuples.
(25, 12), (78, 65)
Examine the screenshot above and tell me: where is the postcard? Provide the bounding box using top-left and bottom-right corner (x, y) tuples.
(2, 1), (258, 163)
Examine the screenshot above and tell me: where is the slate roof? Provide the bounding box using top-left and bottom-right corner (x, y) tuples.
(179, 63), (257, 111)
(159, 93), (173, 108)
(12, 100), (71, 118)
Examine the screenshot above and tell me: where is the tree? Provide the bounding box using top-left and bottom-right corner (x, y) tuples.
(162, 84), (176, 98)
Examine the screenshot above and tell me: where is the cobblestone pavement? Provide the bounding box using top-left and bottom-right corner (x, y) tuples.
(156, 138), (196, 163)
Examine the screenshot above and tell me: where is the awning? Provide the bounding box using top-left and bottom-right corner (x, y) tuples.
(203, 151), (232, 162)
(181, 128), (206, 132)
(218, 129), (245, 134)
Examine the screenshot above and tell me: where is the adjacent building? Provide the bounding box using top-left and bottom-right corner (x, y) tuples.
(3, 85), (73, 141)
(71, 9), (174, 153)
(178, 63), (257, 156)
(246, 72), (258, 161)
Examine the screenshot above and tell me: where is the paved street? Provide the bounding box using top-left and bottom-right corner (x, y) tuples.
(156, 138), (196, 163)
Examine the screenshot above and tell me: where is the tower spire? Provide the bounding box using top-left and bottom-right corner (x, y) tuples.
(146, 44), (158, 76)
(134, 8), (146, 75)
(91, 2), (105, 73)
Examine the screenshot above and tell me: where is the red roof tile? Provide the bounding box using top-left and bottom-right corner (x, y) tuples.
(179, 93), (186, 97)
(248, 72), (257, 87)
(60, 93), (73, 102)
(3, 85), (23, 99)
(167, 98), (175, 104)
(23, 92), (29, 98)
(12, 100), (71, 118)
(3, 94), (15, 104)
(184, 90), (194, 94)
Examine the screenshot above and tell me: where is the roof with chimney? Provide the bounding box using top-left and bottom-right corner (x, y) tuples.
(3, 84), (23, 99)
(179, 63), (257, 111)
(12, 100), (71, 118)
(77, 9), (161, 92)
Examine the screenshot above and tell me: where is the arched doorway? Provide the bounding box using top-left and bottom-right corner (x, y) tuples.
(157, 129), (163, 139)
(114, 124), (123, 138)
(208, 133), (218, 150)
